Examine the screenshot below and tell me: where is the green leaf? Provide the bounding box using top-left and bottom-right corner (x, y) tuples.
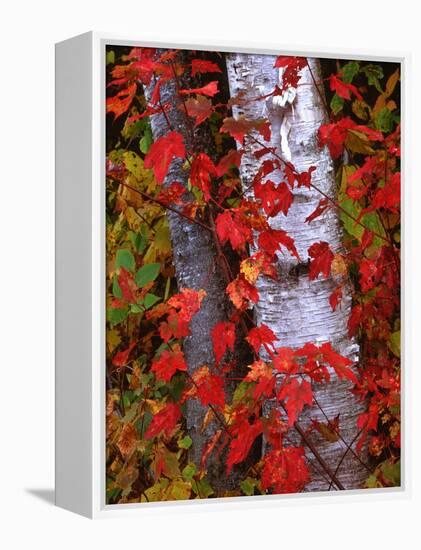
(191, 478), (214, 498)
(112, 275), (122, 299)
(182, 463), (197, 481)
(106, 50), (115, 65)
(339, 197), (386, 249)
(178, 435), (193, 449)
(107, 306), (128, 326)
(364, 474), (382, 489)
(381, 460), (400, 486)
(164, 276), (171, 301)
(139, 128), (153, 154)
(232, 381), (254, 405)
(167, 479), (191, 500)
(389, 330), (400, 357)
(338, 167), (386, 249)
(136, 410), (152, 438)
(129, 228), (148, 254)
(330, 93), (344, 115)
(341, 61), (360, 83)
(144, 293), (161, 309)
(130, 304), (144, 314)
(115, 249), (135, 272)
(240, 477), (257, 496)
(142, 479), (169, 502)
(361, 64), (384, 93)
(135, 263), (161, 287)
(375, 107), (394, 133)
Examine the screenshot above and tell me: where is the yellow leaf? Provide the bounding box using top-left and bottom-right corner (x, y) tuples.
(373, 69), (400, 115)
(117, 423), (138, 458)
(385, 69), (400, 97)
(240, 257), (260, 284)
(165, 479), (191, 501)
(331, 254), (348, 278)
(125, 206), (143, 232)
(201, 408), (216, 433)
(345, 130), (375, 155)
(352, 99), (371, 120)
(389, 330), (400, 357)
(123, 151), (156, 193)
(107, 329), (121, 353)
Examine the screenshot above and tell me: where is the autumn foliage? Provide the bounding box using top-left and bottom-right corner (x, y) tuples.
(105, 47), (400, 503)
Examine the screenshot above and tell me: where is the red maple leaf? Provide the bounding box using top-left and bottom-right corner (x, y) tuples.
(110, 51), (157, 86)
(319, 342), (359, 385)
(144, 131), (186, 183)
(277, 378), (313, 426)
(261, 447), (309, 493)
(359, 258), (379, 292)
(211, 321), (236, 364)
(273, 56), (307, 90)
(348, 156), (380, 184)
(112, 341), (137, 369)
(246, 324), (278, 354)
(191, 59), (222, 77)
(159, 288), (206, 342)
(329, 286), (343, 311)
(187, 366), (225, 407)
(305, 198), (330, 223)
(106, 83), (137, 120)
(215, 149), (243, 177)
(190, 153), (217, 200)
(159, 311), (190, 342)
(215, 210), (253, 251)
(273, 347), (298, 374)
(295, 166), (317, 188)
(308, 241), (334, 280)
(220, 116), (271, 144)
(184, 95), (213, 126)
(245, 360), (276, 400)
(167, 288), (206, 322)
(318, 117), (383, 159)
(329, 74), (362, 101)
(318, 117), (355, 159)
(158, 182), (186, 206)
(227, 419), (263, 472)
(179, 81), (219, 97)
(364, 172), (400, 214)
(254, 180), (293, 217)
(226, 276), (259, 311)
(356, 402), (380, 453)
(151, 349), (187, 382)
(117, 268), (137, 303)
(348, 304), (363, 337)
(144, 402), (181, 439)
(258, 228), (299, 259)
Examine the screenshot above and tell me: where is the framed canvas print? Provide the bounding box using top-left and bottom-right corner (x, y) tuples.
(55, 32), (406, 518)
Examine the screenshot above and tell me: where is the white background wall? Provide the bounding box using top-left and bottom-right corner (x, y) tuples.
(0, 1), (418, 548)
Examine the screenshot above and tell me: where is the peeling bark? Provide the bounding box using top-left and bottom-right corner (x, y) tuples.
(226, 54), (368, 490)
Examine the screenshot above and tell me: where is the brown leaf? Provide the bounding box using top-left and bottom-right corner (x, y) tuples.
(117, 423), (138, 457)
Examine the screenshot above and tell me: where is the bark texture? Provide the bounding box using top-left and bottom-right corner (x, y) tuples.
(226, 54), (368, 490)
(145, 53), (253, 491)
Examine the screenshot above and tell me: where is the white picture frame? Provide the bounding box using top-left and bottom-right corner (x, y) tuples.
(55, 31), (409, 518)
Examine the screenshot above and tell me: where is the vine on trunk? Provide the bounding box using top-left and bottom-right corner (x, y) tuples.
(105, 47), (400, 503)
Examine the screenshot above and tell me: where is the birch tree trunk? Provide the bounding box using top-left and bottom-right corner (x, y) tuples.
(145, 53), (253, 491)
(226, 54), (368, 491)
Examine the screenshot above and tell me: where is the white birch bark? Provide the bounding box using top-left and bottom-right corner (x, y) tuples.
(226, 54), (368, 491)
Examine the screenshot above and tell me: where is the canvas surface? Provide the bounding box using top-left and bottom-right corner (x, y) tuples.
(105, 46), (401, 505)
